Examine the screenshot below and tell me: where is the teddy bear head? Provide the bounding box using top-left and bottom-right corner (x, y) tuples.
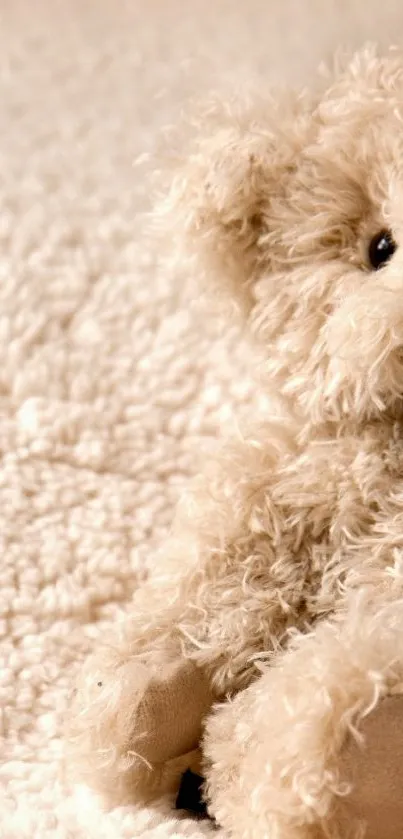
(160, 46), (403, 428)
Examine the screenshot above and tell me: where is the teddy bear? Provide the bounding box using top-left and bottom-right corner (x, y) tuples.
(66, 45), (403, 839)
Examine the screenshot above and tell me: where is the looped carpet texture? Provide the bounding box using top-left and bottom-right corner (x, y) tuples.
(1, 1), (403, 836)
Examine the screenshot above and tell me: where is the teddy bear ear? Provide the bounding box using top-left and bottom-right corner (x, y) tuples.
(154, 91), (313, 313)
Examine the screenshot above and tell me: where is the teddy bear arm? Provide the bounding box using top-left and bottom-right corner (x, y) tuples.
(66, 426), (316, 803)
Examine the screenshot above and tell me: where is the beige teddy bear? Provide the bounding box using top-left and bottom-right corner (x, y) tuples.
(66, 45), (403, 839)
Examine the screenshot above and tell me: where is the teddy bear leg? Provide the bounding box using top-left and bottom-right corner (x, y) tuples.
(66, 650), (213, 807)
(333, 694), (403, 839)
(202, 595), (403, 839)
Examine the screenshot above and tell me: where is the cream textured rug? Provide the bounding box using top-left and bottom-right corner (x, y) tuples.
(2, 2), (403, 837)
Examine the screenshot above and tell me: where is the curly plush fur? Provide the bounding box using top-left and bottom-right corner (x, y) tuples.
(66, 45), (403, 838)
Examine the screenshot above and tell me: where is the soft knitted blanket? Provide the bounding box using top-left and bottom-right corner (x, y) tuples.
(2, 2), (403, 837)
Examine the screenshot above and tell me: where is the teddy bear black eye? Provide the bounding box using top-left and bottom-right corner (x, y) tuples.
(368, 229), (397, 270)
